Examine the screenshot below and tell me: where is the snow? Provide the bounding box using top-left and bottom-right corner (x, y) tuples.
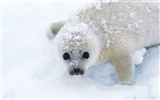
(2, 2), (159, 99)
(132, 48), (147, 65)
(0, 5), (1, 98)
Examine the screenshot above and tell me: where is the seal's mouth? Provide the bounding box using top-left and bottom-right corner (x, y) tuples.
(69, 68), (85, 75)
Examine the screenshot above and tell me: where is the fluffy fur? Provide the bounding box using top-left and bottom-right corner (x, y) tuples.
(48, 2), (159, 85)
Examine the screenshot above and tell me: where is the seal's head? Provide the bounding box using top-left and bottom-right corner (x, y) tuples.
(54, 22), (100, 75)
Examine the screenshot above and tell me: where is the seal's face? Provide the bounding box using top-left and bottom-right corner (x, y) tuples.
(54, 23), (100, 75)
(62, 50), (90, 75)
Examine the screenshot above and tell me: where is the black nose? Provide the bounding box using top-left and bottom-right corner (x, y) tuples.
(69, 68), (85, 75)
(73, 68), (80, 73)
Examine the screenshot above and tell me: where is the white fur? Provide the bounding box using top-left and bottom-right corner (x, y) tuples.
(54, 22), (100, 70)
(50, 2), (159, 85)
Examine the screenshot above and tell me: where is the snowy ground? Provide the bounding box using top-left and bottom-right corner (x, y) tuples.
(2, 2), (159, 99)
(0, 3), (2, 98)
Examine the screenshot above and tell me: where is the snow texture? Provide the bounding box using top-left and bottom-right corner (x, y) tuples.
(0, 5), (1, 98)
(2, 2), (159, 99)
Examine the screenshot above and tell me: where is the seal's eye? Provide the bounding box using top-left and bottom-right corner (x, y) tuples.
(82, 52), (89, 59)
(63, 53), (70, 60)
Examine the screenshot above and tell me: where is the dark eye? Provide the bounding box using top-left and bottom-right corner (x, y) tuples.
(82, 52), (89, 59)
(63, 53), (70, 60)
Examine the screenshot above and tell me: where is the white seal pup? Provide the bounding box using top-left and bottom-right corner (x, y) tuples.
(48, 2), (159, 84)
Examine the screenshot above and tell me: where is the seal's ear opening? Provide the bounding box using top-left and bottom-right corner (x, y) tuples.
(47, 20), (65, 39)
